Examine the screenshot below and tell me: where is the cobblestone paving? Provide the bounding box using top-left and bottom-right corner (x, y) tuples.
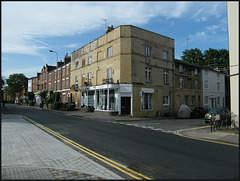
(1, 114), (123, 180)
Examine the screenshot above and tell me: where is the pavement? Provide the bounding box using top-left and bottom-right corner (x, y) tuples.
(1, 104), (239, 180)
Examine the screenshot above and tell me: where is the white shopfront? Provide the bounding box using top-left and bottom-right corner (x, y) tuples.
(79, 84), (133, 115)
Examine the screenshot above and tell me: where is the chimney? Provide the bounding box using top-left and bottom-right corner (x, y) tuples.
(64, 53), (71, 64)
(106, 25), (114, 34)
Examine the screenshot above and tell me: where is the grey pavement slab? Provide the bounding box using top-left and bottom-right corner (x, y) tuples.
(1, 114), (123, 180)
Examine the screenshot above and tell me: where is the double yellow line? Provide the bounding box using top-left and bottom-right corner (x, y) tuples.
(21, 115), (152, 180)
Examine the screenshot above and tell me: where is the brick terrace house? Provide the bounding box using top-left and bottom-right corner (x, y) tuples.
(48, 53), (71, 103)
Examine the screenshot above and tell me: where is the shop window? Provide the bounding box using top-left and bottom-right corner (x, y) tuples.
(142, 93), (153, 110)
(163, 96), (169, 106)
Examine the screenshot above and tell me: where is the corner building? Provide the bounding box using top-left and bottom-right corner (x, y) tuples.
(71, 25), (174, 117)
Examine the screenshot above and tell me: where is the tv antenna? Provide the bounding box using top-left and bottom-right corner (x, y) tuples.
(100, 18), (108, 28)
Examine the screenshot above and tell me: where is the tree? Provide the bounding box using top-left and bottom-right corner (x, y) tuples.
(27, 92), (35, 102)
(39, 90), (48, 102)
(181, 48), (229, 69)
(6, 74), (28, 99)
(181, 48), (203, 65)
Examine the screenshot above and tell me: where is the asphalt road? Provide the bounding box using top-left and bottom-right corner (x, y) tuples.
(2, 104), (239, 180)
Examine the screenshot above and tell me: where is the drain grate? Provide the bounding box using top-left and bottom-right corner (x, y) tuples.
(128, 164), (159, 176)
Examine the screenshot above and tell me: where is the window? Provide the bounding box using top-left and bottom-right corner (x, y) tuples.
(49, 83), (51, 91)
(164, 70), (168, 84)
(67, 66), (69, 75)
(63, 67), (65, 76)
(63, 94), (65, 103)
(185, 96), (188, 105)
(145, 67), (151, 82)
(195, 68), (198, 75)
(55, 71), (57, 79)
(142, 93), (153, 110)
(88, 56), (92, 65)
(179, 64), (183, 73)
(195, 80), (199, 89)
(82, 59), (86, 67)
(162, 51), (168, 60)
(55, 81), (56, 91)
(217, 72), (220, 79)
(107, 68), (112, 79)
(58, 70), (60, 78)
(217, 97), (220, 104)
(75, 61), (79, 69)
(205, 80), (209, 89)
(191, 96), (195, 105)
(180, 77), (184, 88)
(57, 80), (60, 90)
(217, 82), (220, 91)
(145, 46), (151, 56)
(205, 96), (209, 105)
(88, 72), (92, 85)
(82, 74), (86, 85)
(49, 73), (51, 81)
(62, 79), (65, 90)
(107, 46), (113, 57)
(66, 78), (69, 88)
(205, 70), (208, 77)
(163, 96), (169, 106)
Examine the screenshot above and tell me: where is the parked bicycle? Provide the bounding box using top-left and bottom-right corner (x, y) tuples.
(212, 119), (222, 132)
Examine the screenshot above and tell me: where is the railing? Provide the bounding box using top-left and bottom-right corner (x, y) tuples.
(102, 78), (113, 84)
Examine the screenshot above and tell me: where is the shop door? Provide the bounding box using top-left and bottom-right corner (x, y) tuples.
(121, 97), (131, 115)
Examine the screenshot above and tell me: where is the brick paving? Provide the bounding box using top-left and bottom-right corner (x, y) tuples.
(1, 114), (123, 180)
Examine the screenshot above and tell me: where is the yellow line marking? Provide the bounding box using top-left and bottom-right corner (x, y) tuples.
(21, 116), (152, 180)
(174, 126), (239, 147)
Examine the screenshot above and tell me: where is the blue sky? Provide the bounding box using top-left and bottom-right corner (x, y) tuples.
(2, 1), (229, 80)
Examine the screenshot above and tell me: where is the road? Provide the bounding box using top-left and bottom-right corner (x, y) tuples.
(2, 104), (239, 179)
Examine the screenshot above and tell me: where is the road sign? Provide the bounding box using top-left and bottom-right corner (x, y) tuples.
(140, 91), (144, 96)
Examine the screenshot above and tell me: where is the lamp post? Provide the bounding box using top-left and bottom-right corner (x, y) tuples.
(49, 50), (58, 64)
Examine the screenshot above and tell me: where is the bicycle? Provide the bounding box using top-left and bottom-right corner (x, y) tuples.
(212, 119), (222, 131)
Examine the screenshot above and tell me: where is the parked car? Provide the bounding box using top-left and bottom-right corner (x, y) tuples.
(190, 107), (210, 118)
(204, 107), (222, 124)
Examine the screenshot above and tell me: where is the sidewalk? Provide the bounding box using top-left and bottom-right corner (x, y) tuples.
(1, 114), (123, 180)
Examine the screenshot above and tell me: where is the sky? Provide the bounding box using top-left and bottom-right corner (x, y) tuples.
(2, 1), (229, 81)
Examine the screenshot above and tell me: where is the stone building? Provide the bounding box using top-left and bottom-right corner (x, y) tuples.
(70, 25), (175, 117)
(173, 59), (202, 113)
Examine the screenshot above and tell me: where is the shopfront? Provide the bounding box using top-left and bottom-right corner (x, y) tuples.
(79, 84), (133, 115)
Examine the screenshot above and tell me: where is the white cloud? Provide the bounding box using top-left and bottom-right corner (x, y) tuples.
(189, 2), (226, 22)
(2, 1), (227, 57)
(2, 1), (190, 56)
(65, 43), (82, 48)
(2, 66), (41, 79)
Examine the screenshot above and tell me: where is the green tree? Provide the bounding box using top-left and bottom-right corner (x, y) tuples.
(27, 92), (35, 101)
(181, 48), (229, 69)
(39, 90), (48, 102)
(6, 74), (28, 99)
(181, 48), (203, 65)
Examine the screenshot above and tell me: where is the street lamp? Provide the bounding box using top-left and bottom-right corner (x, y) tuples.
(49, 50), (58, 64)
